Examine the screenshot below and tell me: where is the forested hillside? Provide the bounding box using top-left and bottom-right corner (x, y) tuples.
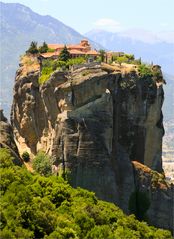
(0, 148), (172, 239)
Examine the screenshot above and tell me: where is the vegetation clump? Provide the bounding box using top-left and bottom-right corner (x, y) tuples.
(112, 54), (141, 65)
(0, 148), (172, 239)
(22, 151), (30, 162)
(38, 57), (86, 84)
(150, 170), (168, 189)
(26, 41), (39, 54)
(38, 42), (49, 53)
(32, 151), (52, 176)
(26, 41), (49, 54)
(138, 63), (153, 78)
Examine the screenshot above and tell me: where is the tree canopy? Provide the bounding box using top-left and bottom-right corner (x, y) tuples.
(0, 148), (172, 239)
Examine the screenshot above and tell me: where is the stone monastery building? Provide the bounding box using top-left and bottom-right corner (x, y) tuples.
(41, 39), (99, 59)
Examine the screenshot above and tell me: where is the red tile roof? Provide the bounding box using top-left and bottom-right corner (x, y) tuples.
(48, 44), (85, 50)
(86, 50), (99, 55)
(44, 40), (98, 58)
(69, 49), (85, 55)
(68, 45), (85, 49)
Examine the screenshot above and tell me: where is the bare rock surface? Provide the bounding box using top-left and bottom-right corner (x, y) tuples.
(0, 109), (22, 165)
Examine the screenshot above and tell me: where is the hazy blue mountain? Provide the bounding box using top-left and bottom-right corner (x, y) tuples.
(0, 2), (102, 117)
(85, 29), (174, 75)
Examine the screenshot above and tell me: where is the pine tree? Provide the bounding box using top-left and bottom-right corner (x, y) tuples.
(39, 42), (48, 53)
(59, 45), (71, 62)
(26, 41), (38, 54)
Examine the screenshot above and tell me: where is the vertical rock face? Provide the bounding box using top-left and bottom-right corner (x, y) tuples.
(117, 72), (164, 172)
(0, 109), (22, 165)
(11, 57), (173, 231)
(132, 161), (173, 230)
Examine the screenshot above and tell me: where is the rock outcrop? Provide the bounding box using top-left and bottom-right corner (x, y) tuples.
(11, 56), (173, 231)
(0, 109), (22, 165)
(132, 161), (173, 231)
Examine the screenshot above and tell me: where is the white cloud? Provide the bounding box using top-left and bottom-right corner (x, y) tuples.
(93, 18), (122, 32)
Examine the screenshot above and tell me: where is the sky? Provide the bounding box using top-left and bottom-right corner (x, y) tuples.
(1, 0), (174, 35)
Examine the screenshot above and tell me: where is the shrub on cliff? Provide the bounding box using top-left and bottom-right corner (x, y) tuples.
(32, 151), (52, 176)
(67, 57), (86, 66)
(39, 57), (87, 84)
(138, 64), (153, 78)
(22, 151), (30, 162)
(38, 59), (67, 84)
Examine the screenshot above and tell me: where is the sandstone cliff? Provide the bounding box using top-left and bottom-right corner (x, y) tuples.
(0, 109), (22, 165)
(11, 56), (173, 231)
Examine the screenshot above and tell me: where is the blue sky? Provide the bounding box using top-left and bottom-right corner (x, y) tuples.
(2, 0), (174, 34)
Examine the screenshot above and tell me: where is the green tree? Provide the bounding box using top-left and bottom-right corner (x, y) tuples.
(22, 151), (30, 162)
(99, 49), (105, 62)
(116, 56), (128, 65)
(32, 151), (52, 176)
(39, 42), (48, 53)
(125, 54), (135, 61)
(26, 41), (39, 54)
(59, 45), (71, 62)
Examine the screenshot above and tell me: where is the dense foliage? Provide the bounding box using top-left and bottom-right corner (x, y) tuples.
(112, 54), (141, 65)
(39, 57), (86, 84)
(0, 148), (173, 239)
(138, 64), (153, 78)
